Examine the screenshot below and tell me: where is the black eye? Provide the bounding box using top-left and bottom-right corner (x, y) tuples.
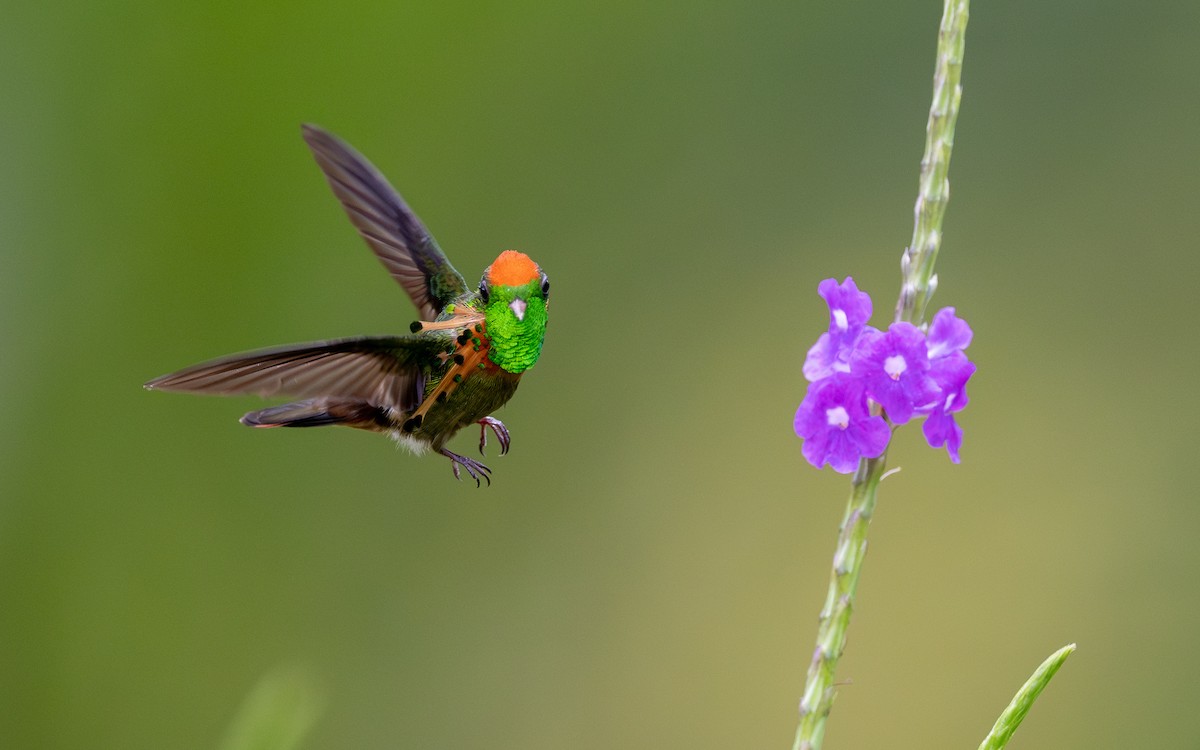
(540, 274), (550, 298)
(479, 280), (490, 303)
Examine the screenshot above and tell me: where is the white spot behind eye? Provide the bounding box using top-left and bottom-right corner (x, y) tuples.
(826, 406), (850, 429)
(832, 309), (849, 331)
(884, 355), (907, 380)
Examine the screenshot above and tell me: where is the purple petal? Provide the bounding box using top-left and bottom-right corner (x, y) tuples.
(923, 407), (964, 463)
(850, 322), (939, 425)
(818, 277), (872, 336)
(927, 307), (973, 360)
(929, 352), (976, 414)
(794, 374), (890, 473)
(805, 278), (875, 382)
(846, 414), (891, 460)
(803, 332), (839, 382)
(801, 428), (846, 473)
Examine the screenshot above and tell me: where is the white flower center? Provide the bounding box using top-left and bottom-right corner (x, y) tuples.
(832, 309), (849, 331)
(884, 355), (907, 380)
(825, 406), (850, 429)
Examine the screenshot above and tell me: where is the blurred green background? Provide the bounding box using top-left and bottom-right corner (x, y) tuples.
(3, 1), (1199, 748)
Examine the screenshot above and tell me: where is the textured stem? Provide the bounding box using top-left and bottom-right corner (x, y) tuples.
(896, 0), (970, 327)
(977, 645), (1076, 750)
(791, 2), (970, 748)
(792, 457), (884, 750)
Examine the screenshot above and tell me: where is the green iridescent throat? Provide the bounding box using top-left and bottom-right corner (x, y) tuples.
(483, 279), (547, 374)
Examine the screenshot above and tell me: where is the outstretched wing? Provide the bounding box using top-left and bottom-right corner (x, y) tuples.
(145, 336), (448, 413)
(301, 124), (469, 320)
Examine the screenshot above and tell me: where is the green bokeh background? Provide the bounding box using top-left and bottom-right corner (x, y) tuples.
(3, 2), (1199, 748)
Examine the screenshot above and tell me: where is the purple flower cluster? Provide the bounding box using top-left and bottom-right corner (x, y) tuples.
(794, 278), (976, 473)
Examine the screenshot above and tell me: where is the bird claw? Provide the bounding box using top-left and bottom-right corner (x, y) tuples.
(440, 448), (492, 487)
(436, 419), (507, 485)
(477, 416), (510, 456)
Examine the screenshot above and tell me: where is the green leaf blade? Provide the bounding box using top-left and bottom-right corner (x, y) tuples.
(977, 644), (1076, 750)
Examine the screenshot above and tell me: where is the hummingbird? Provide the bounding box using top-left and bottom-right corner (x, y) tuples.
(145, 124), (549, 485)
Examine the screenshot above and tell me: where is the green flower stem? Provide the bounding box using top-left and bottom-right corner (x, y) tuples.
(897, 0), (970, 326)
(792, 456), (885, 750)
(792, 2), (970, 749)
(977, 645), (1076, 750)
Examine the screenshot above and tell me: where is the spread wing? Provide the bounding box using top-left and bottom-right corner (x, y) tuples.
(144, 336), (449, 413)
(301, 124), (469, 320)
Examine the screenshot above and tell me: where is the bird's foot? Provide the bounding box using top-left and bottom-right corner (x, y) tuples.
(439, 448), (492, 487)
(478, 416), (511, 456)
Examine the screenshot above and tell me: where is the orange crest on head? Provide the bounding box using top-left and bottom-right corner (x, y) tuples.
(487, 250), (539, 287)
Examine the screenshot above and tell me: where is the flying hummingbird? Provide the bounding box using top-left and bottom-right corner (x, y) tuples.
(145, 124), (549, 485)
